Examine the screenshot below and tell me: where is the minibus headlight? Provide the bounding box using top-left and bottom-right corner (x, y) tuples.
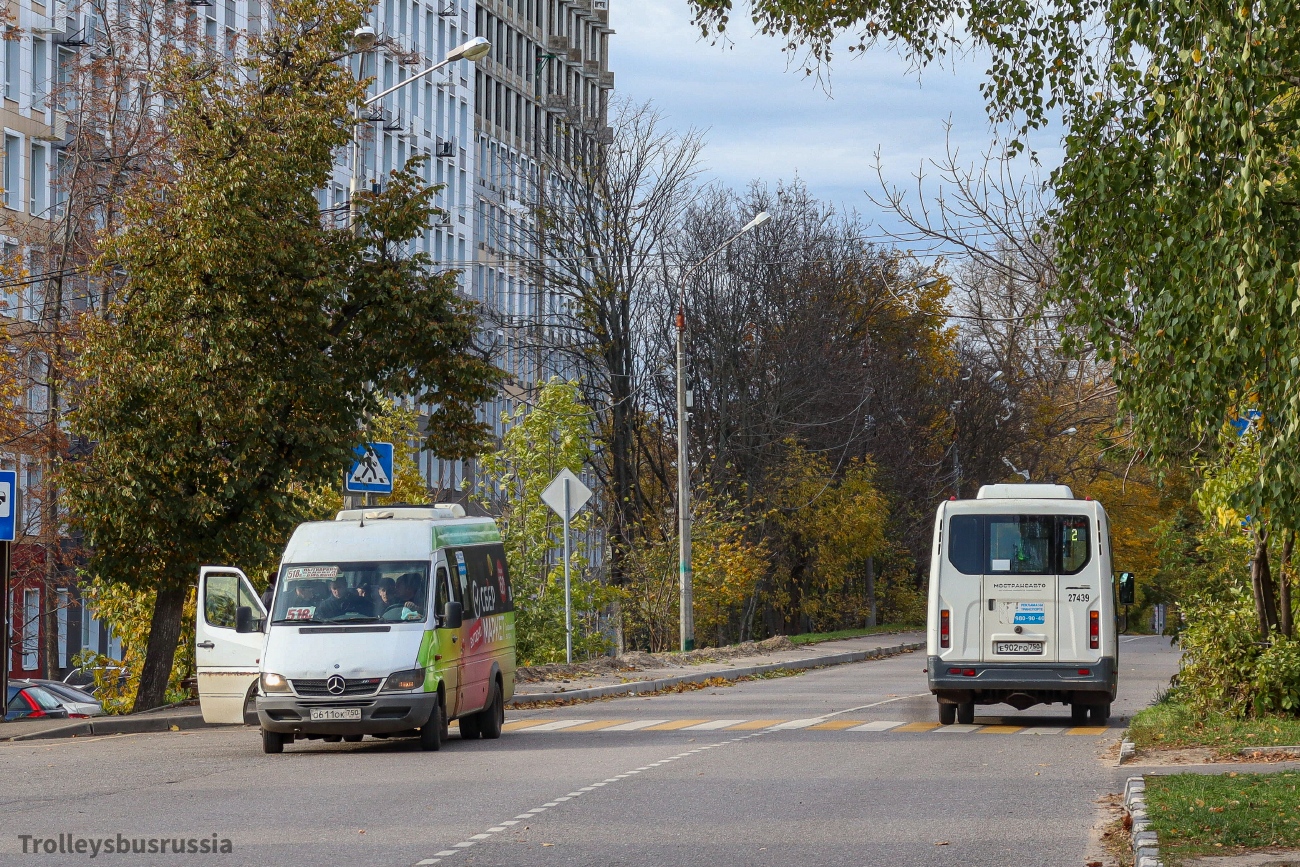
(382, 669), (426, 692)
(260, 672), (290, 694)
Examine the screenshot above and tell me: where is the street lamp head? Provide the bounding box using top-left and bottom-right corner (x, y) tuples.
(351, 25), (378, 51)
(741, 211), (771, 234)
(915, 275), (941, 290)
(447, 36), (491, 63)
(1062, 426), (1078, 436)
(990, 370), (1004, 382)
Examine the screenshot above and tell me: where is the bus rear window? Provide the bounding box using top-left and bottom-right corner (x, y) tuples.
(945, 514), (1092, 575)
(948, 515), (983, 575)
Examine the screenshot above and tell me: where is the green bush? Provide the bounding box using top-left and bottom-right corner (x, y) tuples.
(1176, 583), (1263, 715)
(1252, 636), (1300, 715)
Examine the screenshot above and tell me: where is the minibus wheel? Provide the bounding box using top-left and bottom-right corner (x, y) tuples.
(480, 682), (504, 739)
(938, 702), (956, 725)
(343, 735), (363, 743)
(956, 701), (975, 725)
(1070, 703), (1089, 725)
(1088, 703), (1110, 725)
(419, 702), (444, 751)
(261, 729), (286, 754)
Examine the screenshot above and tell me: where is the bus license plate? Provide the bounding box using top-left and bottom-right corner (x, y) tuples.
(309, 707), (361, 721)
(995, 641), (1044, 655)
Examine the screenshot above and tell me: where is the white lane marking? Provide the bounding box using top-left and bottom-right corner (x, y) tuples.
(522, 719), (593, 732)
(683, 719), (746, 730)
(815, 692), (933, 721)
(772, 718), (823, 729)
(848, 720), (906, 732)
(414, 730), (776, 866)
(600, 719), (670, 731)
(933, 724), (981, 733)
(1019, 727), (1066, 735)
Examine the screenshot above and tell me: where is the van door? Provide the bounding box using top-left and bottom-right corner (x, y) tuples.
(430, 561), (462, 717)
(452, 547), (489, 713)
(196, 567), (266, 724)
(1056, 515), (1100, 662)
(982, 516), (1058, 663)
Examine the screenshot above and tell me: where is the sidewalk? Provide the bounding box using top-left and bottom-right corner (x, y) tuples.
(508, 631), (926, 706)
(2, 704), (213, 742)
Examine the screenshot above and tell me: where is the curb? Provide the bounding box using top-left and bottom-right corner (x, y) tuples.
(1119, 738), (1136, 765)
(1238, 745), (1300, 758)
(5, 710), (218, 742)
(507, 641), (924, 707)
(1125, 775), (1163, 867)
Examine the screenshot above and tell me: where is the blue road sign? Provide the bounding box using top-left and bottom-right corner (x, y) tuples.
(345, 442), (395, 495)
(0, 469), (16, 542)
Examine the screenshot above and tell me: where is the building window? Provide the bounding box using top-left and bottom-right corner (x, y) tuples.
(3, 134), (21, 210)
(30, 143), (46, 216)
(3, 31), (19, 101)
(22, 588), (40, 671)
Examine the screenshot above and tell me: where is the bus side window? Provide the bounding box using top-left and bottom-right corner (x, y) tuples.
(434, 566), (450, 618)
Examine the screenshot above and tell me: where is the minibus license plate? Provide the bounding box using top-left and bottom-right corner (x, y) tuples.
(995, 641), (1044, 655)
(309, 707), (362, 721)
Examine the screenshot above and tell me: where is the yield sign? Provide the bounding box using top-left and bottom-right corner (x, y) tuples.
(541, 469), (592, 521)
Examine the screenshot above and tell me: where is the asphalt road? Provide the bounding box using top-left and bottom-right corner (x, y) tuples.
(0, 634), (1179, 867)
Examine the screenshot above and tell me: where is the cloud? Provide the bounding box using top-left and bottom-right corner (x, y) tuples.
(610, 0), (1061, 245)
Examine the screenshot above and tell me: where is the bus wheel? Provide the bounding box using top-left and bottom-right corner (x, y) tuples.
(261, 729), (286, 754)
(419, 702), (444, 751)
(938, 702), (956, 725)
(1070, 703), (1089, 725)
(1088, 703), (1110, 725)
(956, 702), (975, 725)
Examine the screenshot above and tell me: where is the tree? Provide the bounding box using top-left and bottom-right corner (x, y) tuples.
(478, 379), (611, 664)
(65, 0), (499, 710)
(504, 100), (705, 590)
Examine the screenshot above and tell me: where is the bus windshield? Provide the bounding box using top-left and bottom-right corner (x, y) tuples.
(270, 561), (430, 624)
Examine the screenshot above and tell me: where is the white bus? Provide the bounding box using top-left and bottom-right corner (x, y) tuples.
(926, 484), (1125, 726)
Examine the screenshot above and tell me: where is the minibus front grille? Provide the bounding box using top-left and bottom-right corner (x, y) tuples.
(291, 678), (382, 697)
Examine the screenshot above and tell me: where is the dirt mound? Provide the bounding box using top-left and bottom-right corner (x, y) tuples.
(516, 635), (797, 684)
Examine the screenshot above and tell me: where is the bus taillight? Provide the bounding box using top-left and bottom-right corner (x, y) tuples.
(1089, 610), (1100, 650)
(940, 609), (951, 648)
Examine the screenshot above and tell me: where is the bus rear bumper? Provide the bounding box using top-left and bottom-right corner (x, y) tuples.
(927, 655), (1117, 706)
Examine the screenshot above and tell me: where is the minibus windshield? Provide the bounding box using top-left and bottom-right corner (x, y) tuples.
(271, 562), (430, 624)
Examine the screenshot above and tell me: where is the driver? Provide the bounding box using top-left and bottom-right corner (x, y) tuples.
(382, 573), (424, 621)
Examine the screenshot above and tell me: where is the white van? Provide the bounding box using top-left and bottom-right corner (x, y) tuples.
(926, 484), (1119, 726)
(195, 505), (516, 753)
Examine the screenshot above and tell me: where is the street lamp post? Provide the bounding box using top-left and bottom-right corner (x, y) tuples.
(348, 32), (491, 226)
(676, 211), (770, 652)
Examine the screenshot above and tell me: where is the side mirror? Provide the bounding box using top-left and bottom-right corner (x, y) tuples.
(1117, 572), (1136, 606)
(442, 601), (463, 630)
(235, 606), (259, 634)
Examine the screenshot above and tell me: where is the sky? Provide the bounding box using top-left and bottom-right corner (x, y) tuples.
(609, 0), (1062, 251)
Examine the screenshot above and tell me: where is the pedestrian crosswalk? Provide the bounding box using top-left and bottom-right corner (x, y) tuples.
(498, 717), (1120, 737)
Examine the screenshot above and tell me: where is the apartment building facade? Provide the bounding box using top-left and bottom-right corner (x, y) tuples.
(1, 0), (612, 678)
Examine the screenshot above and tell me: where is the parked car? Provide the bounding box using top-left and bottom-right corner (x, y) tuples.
(63, 665), (128, 697)
(30, 679), (103, 718)
(6, 681), (72, 722)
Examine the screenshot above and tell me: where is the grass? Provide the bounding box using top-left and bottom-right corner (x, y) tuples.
(788, 624), (921, 645)
(1145, 771), (1300, 864)
(1128, 700), (1300, 753)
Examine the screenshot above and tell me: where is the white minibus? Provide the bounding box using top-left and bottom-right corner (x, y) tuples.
(926, 484), (1123, 726)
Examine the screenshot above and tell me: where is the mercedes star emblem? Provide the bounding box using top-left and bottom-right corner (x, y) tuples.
(326, 675), (346, 695)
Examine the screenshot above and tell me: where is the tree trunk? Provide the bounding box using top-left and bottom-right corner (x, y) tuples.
(132, 584), (188, 712)
(1282, 531), (1295, 640)
(1250, 528), (1279, 638)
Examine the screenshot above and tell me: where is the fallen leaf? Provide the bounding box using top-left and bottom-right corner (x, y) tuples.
(1087, 861), (1103, 866)
(358, 830), (366, 835)
(935, 841), (950, 846)
(542, 843), (554, 847)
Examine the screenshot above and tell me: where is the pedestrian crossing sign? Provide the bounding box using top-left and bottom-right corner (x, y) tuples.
(0, 469), (16, 542)
(345, 442), (395, 495)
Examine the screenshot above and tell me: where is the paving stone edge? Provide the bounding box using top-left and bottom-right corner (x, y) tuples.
(1125, 775), (1163, 867)
(506, 641), (925, 707)
(5, 709), (220, 742)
